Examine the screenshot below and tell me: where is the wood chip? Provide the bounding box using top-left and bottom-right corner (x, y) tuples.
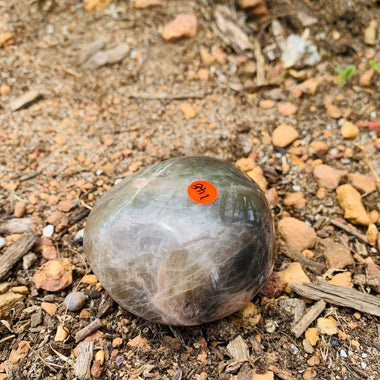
(290, 282), (380, 317)
(0, 233), (38, 281)
(291, 300), (326, 338)
(214, 6), (252, 52)
(280, 244), (325, 275)
(226, 335), (249, 362)
(75, 318), (102, 343)
(74, 341), (94, 380)
(9, 90), (42, 111)
(0, 217), (34, 235)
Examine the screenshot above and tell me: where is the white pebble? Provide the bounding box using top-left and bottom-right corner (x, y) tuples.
(291, 344), (299, 355)
(340, 349), (347, 358)
(0, 237), (5, 249)
(42, 224), (54, 237)
(73, 229), (84, 245)
(23, 252), (38, 270)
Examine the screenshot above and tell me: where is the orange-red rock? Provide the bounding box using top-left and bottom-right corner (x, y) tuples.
(322, 238), (353, 269)
(277, 262), (311, 293)
(33, 258), (73, 291)
(283, 192), (306, 208)
(336, 184), (371, 225)
(347, 173), (377, 194)
(161, 14), (197, 41)
(278, 102), (298, 116)
(313, 164), (347, 190)
(272, 124), (299, 148)
(278, 217), (317, 251)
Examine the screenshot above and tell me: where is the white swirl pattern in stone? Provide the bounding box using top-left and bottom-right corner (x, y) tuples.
(84, 156), (275, 325)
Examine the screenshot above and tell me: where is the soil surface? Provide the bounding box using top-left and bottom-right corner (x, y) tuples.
(1, 1), (380, 379)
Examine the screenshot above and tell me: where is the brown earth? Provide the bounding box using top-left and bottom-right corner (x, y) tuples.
(0, 1), (380, 379)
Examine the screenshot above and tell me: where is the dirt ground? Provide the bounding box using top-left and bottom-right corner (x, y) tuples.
(1, 0), (380, 379)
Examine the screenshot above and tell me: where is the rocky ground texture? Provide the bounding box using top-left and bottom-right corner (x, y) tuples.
(0, 0), (380, 379)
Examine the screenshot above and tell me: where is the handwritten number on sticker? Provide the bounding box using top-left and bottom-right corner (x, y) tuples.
(187, 181), (218, 204)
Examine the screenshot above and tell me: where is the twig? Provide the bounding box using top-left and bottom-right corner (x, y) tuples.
(0, 335), (16, 344)
(16, 169), (43, 182)
(0, 233), (38, 280)
(126, 92), (207, 100)
(280, 244), (325, 275)
(290, 282), (380, 317)
(356, 144), (380, 184)
(75, 318), (102, 343)
(252, 37), (265, 86)
(28, 344), (61, 372)
(330, 219), (368, 244)
(291, 300), (326, 338)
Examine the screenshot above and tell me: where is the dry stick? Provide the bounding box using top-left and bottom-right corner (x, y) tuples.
(290, 282), (380, 317)
(75, 318), (102, 343)
(126, 92), (206, 100)
(291, 300), (326, 338)
(280, 244), (325, 275)
(0, 233), (38, 280)
(330, 219), (368, 244)
(252, 37), (266, 86)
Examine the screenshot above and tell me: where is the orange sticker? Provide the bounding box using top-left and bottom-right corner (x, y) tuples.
(187, 180), (218, 204)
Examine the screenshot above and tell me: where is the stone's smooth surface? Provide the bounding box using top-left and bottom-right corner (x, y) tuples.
(84, 156), (275, 326)
(64, 292), (87, 311)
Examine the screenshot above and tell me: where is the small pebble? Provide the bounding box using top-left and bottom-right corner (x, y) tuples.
(42, 224), (54, 237)
(0, 237), (6, 249)
(14, 202), (27, 218)
(73, 229), (84, 246)
(341, 121), (359, 139)
(272, 124), (299, 148)
(291, 343), (299, 355)
(161, 13), (198, 41)
(64, 291), (87, 311)
(23, 252), (38, 270)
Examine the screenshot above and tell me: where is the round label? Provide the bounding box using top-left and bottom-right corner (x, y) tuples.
(187, 180), (218, 204)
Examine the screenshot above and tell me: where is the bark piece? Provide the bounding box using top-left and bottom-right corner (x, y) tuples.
(291, 300), (326, 338)
(215, 6), (252, 52)
(226, 335), (249, 362)
(0, 233), (38, 280)
(9, 90), (42, 111)
(0, 217), (33, 235)
(74, 341), (94, 380)
(290, 282), (380, 317)
(281, 245), (325, 274)
(75, 318), (102, 343)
